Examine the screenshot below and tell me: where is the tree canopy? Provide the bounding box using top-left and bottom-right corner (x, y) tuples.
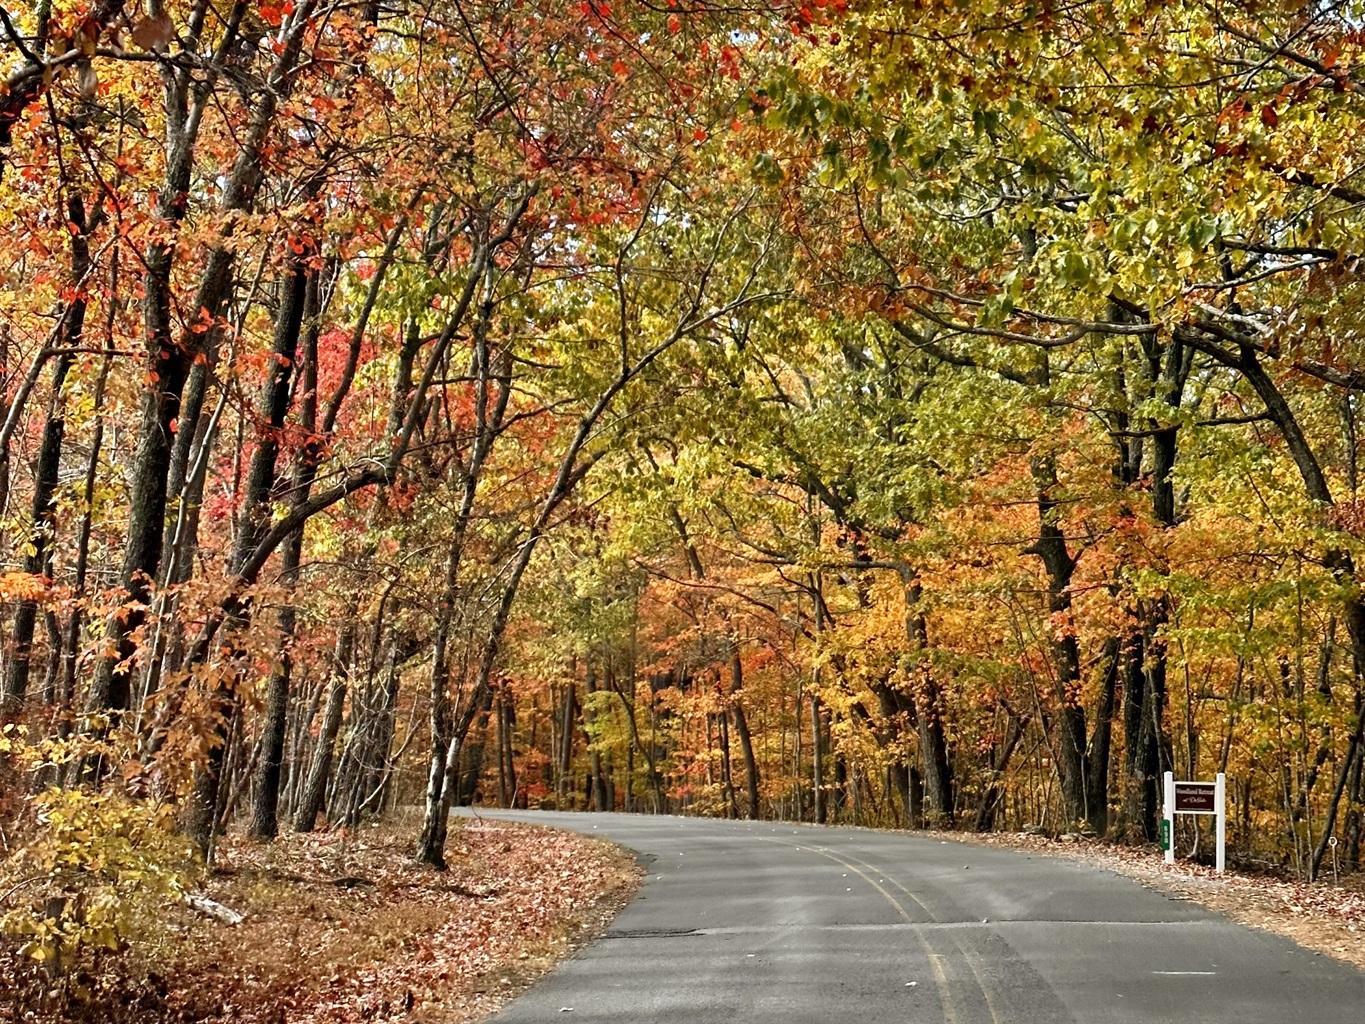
(5, 0), (1365, 975)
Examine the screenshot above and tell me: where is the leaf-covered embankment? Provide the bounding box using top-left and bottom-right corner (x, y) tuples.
(1, 820), (641, 1024)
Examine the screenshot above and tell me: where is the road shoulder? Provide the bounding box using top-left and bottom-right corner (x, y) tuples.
(928, 828), (1365, 970)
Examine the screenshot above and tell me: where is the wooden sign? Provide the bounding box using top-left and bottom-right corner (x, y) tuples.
(1174, 781), (1217, 815)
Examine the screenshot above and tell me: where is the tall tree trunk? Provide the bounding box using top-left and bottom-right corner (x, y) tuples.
(250, 269), (320, 839)
(248, 542), (300, 839)
(811, 692), (825, 824)
(417, 533), (463, 860)
(84, 23), (304, 722)
(185, 260), (308, 852)
(1120, 624), (1157, 838)
(293, 622), (355, 832)
(1086, 638), (1119, 834)
(718, 706), (738, 818)
(496, 684), (510, 807)
(353, 636), (409, 822)
(456, 689), (493, 806)
(500, 686), (518, 806)
(1029, 457), (1090, 830)
(556, 682), (576, 808)
(584, 664), (609, 811)
(4, 192), (90, 709)
(729, 650), (760, 820)
(4, 348), (75, 708)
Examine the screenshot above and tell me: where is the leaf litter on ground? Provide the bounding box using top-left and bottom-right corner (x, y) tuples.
(0, 819), (641, 1024)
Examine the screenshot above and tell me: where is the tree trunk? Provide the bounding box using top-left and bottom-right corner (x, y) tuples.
(4, 192), (89, 710)
(729, 650), (760, 820)
(557, 682), (576, 808)
(811, 692), (825, 824)
(1120, 624), (1157, 839)
(185, 260), (308, 854)
(250, 273), (321, 838)
(1311, 691), (1365, 880)
(584, 664), (609, 811)
(84, 38), (298, 722)
(294, 623), (355, 832)
(456, 691), (493, 805)
(718, 707), (738, 818)
(4, 349), (73, 708)
(249, 574), (298, 839)
(1030, 457), (1090, 830)
(1085, 637), (1119, 835)
(354, 637), (407, 822)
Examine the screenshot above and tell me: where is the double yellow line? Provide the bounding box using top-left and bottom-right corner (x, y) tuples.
(756, 837), (1004, 1024)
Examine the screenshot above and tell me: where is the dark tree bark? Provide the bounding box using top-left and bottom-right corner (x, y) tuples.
(717, 707), (738, 818)
(85, 25), (289, 722)
(584, 664), (609, 811)
(811, 692), (826, 824)
(355, 636), (409, 820)
(729, 650), (760, 819)
(4, 352), (74, 707)
(4, 192), (91, 709)
(250, 269), (321, 839)
(556, 682), (577, 808)
(1119, 332), (1187, 837)
(185, 260), (308, 853)
(496, 682), (518, 806)
(1029, 457), (1091, 831)
(293, 622), (355, 832)
(900, 578), (953, 825)
(1120, 624), (1159, 839)
(456, 689), (494, 806)
(1085, 637), (1119, 834)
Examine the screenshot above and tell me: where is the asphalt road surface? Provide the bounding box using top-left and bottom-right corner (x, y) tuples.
(475, 811), (1365, 1023)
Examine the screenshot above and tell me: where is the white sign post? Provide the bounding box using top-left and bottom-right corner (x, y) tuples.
(1162, 771), (1226, 873)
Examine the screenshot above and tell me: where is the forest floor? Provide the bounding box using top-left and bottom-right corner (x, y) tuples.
(933, 828), (1365, 969)
(0, 817), (642, 1024)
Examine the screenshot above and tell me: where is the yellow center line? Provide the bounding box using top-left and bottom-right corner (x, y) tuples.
(832, 846), (1006, 1024)
(756, 836), (959, 1024)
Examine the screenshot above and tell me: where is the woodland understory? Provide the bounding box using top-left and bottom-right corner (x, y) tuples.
(0, 818), (641, 1023)
(6, 0), (1365, 1002)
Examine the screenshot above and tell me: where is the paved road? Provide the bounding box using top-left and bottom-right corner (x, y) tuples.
(474, 811), (1365, 1023)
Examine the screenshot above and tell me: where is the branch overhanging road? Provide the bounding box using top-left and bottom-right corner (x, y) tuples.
(472, 811), (1365, 1023)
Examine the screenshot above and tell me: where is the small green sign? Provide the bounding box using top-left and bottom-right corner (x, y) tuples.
(1160, 819), (1171, 851)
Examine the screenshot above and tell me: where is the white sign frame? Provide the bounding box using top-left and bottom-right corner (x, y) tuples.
(1163, 771), (1226, 873)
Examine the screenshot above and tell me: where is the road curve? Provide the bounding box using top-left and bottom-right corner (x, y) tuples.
(473, 811), (1365, 1023)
